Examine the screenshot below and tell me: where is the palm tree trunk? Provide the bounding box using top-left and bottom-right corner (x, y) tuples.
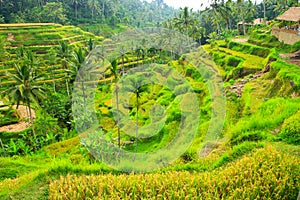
(75, 4), (78, 20)
(263, 0), (266, 25)
(51, 67), (56, 93)
(115, 85), (121, 149)
(186, 25), (190, 49)
(102, 1), (105, 21)
(27, 100), (36, 138)
(66, 79), (70, 98)
(242, 15), (246, 36)
(134, 93), (139, 160)
(122, 56), (125, 76)
(81, 80), (86, 109)
(0, 138), (6, 156)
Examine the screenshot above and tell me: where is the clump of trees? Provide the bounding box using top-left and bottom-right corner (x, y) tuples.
(0, 0), (175, 26)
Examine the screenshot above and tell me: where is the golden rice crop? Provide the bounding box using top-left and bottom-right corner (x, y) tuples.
(49, 146), (300, 200)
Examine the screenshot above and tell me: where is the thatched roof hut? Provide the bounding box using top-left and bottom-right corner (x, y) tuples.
(276, 7), (300, 22)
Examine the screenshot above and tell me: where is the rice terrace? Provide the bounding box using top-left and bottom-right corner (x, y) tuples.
(0, 0), (300, 199)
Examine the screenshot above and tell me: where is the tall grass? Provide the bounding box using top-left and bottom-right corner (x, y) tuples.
(230, 98), (300, 140)
(49, 146), (300, 199)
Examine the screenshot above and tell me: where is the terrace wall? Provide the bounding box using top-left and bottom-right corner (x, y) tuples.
(271, 28), (300, 45)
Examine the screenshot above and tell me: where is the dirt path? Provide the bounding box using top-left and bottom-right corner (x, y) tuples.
(231, 37), (249, 43)
(280, 50), (300, 67)
(227, 70), (266, 98)
(0, 101), (36, 133)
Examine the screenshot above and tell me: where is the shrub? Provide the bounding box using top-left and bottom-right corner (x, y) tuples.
(213, 141), (265, 168)
(271, 60), (300, 91)
(226, 55), (242, 67)
(230, 98), (300, 138)
(230, 131), (269, 145)
(279, 110), (300, 145)
(228, 41), (270, 58)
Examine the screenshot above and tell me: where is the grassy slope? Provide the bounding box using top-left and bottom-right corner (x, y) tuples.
(0, 23), (104, 90)
(0, 26), (300, 198)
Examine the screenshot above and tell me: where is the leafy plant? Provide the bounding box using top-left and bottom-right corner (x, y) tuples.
(279, 111), (300, 145)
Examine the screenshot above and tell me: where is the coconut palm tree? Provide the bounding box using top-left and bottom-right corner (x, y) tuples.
(87, 0), (100, 20)
(70, 0), (80, 20)
(56, 41), (71, 97)
(174, 7), (195, 48)
(1, 64), (45, 137)
(118, 45), (128, 76)
(124, 77), (148, 159)
(107, 57), (121, 149)
(57, 41), (70, 69)
(71, 47), (86, 75)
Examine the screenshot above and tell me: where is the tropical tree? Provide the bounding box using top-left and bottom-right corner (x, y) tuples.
(87, 38), (94, 52)
(237, 0), (256, 35)
(87, 0), (100, 20)
(124, 76), (148, 159)
(174, 7), (195, 46)
(71, 47), (86, 75)
(56, 41), (71, 97)
(70, 0), (80, 21)
(117, 45), (128, 76)
(107, 57), (121, 149)
(1, 64), (45, 137)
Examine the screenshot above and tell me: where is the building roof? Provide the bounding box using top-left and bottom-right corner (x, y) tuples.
(237, 18), (263, 26)
(253, 18), (264, 25)
(276, 7), (300, 22)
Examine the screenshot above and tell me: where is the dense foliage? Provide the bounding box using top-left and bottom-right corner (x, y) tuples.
(0, 0), (175, 27)
(0, 0), (300, 199)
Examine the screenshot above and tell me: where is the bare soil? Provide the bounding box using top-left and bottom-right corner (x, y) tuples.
(231, 37), (249, 43)
(280, 50), (300, 67)
(0, 101), (36, 133)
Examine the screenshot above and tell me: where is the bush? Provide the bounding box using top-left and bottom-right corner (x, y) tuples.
(0, 107), (19, 126)
(228, 41), (270, 58)
(230, 98), (300, 138)
(230, 131), (270, 145)
(226, 55), (242, 67)
(271, 60), (300, 91)
(279, 110), (300, 145)
(213, 141), (265, 168)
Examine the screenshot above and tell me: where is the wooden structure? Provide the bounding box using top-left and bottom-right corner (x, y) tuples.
(271, 7), (300, 45)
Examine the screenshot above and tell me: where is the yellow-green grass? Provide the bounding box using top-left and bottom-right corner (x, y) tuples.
(0, 23), (106, 90)
(0, 24), (104, 49)
(49, 146), (300, 199)
(241, 76), (273, 115)
(218, 47), (265, 70)
(199, 45), (226, 77)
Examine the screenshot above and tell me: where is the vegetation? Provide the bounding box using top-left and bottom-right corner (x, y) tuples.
(0, 0), (300, 199)
(49, 147), (300, 199)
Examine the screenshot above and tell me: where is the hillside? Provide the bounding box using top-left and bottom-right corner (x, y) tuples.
(0, 21), (299, 199)
(0, 23), (104, 90)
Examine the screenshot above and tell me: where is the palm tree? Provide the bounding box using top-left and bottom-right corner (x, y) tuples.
(87, 0), (100, 20)
(72, 47), (86, 75)
(56, 41), (71, 97)
(236, 0), (255, 36)
(174, 7), (195, 48)
(87, 38), (94, 52)
(124, 77), (148, 159)
(57, 41), (70, 69)
(118, 45), (128, 76)
(70, 0), (80, 20)
(107, 58), (121, 149)
(70, 47), (87, 110)
(1, 64), (45, 137)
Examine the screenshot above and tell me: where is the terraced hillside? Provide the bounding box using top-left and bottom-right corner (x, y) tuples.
(0, 23), (104, 90)
(0, 23), (300, 199)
